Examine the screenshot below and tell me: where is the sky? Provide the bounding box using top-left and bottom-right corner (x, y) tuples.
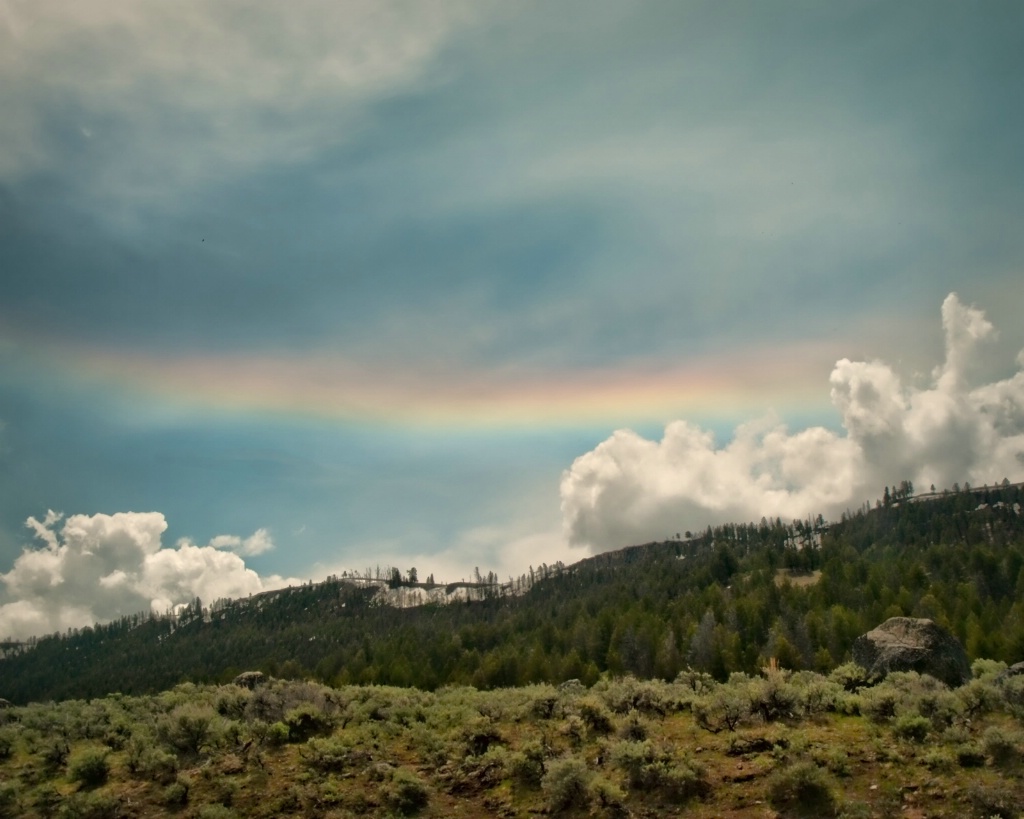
(1, 1), (1023, 639)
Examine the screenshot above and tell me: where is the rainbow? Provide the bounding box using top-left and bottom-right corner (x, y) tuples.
(6, 332), (844, 431)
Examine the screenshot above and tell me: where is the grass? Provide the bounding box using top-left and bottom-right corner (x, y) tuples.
(0, 670), (1021, 817)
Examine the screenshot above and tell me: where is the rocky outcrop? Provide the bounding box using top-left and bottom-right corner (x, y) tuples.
(852, 617), (970, 687)
(232, 671), (267, 689)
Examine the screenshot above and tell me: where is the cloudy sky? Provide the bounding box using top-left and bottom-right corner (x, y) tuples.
(2, 1), (1023, 638)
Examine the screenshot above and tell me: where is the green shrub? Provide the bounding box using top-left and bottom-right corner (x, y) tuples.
(382, 768), (430, 815)
(68, 747), (110, 787)
(589, 775), (627, 818)
(860, 686), (899, 722)
(215, 686), (252, 720)
(55, 791), (122, 819)
(955, 743), (986, 768)
(828, 662), (873, 692)
(813, 747), (851, 777)
(283, 703), (333, 742)
(157, 704), (219, 757)
(135, 745), (178, 784)
(618, 709), (649, 741)
(161, 777), (190, 807)
(921, 747), (954, 771)
(610, 739), (708, 803)
(999, 675), (1024, 720)
(542, 756), (592, 813)
(797, 677), (843, 714)
(0, 728), (15, 761)
(748, 671), (799, 722)
(982, 725), (1021, 766)
(693, 685), (748, 732)
(967, 781), (1016, 819)
(507, 741), (546, 788)
(971, 658), (1007, 680)
(265, 721), (290, 746)
(577, 697), (614, 734)
(957, 678), (1001, 718)
(768, 761), (837, 817)
(461, 718), (503, 756)
(0, 783), (20, 819)
(892, 714), (930, 742)
(194, 806), (239, 819)
(301, 736), (356, 773)
(40, 736), (70, 772)
(33, 783), (62, 819)
(675, 667), (715, 695)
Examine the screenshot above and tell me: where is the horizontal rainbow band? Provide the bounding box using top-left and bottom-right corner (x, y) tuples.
(6, 333), (842, 430)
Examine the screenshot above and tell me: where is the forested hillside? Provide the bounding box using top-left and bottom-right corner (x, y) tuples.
(2, 482), (1023, 705)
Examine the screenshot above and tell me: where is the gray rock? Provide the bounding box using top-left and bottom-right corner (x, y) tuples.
(851, 617), (970, 687)
(232, 671), (267, 689)
(995, 661), (1024, 682)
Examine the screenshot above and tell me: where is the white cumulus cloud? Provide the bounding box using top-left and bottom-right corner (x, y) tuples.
(0, 512), (297, 639)
(561, 294), (1024, 552)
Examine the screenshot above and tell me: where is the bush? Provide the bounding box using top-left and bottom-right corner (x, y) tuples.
(957, 678), (1001, 718)
(0, 729), (15, 761)
(693, 685), (748, 732)
(797, 677), (843, 715)
(999, 675), (1024, 720)
(264, 721), (290, 746)
(382, 768), (430, 815)
(955, 743), (986, 768)
(40, 736), (70, 772)
(0, 783), (20, 819)
(283, 702), (334, 742)
(55, 791), (122, 819)
(507, 741), (546, 788)
(971, 658), (1007, 680)
(301, 736), (356, 773)
(813, 747), (851, 777)
(542, 756), (593, 812)
(967, 781), (1016, 819)
(194, 806), (239, 819)
(748, 672), (799, 722)
(68, 747), (110, 787)
(577, 697), (614, 734)
(768, 761), (837, 817)
(618, 710), (649, 741)
(921, 747), (955, 771)
(589, 775), (627, 818)
(982, 725), (1021, 766)
(33, 783), (62, 819)
(157, 704), (219, 757)
(161, 777), (190, 807)
(610, 740), (708, 803)
(860, 686), (899, 722)
(215, 686), (252, 720)
(892, 714), (930, 742)
(828, 662), (873, 692)
(135, 745), (179, 784)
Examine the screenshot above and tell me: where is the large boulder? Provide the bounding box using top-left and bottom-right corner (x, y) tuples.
(852, 617), (970, 687)
(232, 671), (267, 690)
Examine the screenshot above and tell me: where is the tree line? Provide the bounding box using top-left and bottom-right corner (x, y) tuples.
(1, 481), (1023, 704)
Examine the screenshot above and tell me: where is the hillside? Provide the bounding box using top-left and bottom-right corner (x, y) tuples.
(1, 665), (1023, 818)
(1, 482), (1023, 705)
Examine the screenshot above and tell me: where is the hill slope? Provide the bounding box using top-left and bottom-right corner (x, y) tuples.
(2, 483), (1023, 704)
